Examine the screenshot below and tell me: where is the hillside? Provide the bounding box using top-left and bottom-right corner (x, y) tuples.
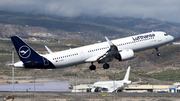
(76, 16), (180, 37)
(0, 11), (180, 42)
(0, 11), (180, 84)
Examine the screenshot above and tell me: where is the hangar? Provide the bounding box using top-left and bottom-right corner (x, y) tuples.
(123, 85), (177, 93)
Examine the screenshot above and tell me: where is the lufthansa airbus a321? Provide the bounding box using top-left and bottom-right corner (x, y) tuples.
(10, 31), (174, 70)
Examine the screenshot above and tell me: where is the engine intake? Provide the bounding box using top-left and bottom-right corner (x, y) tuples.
(116, 49), (134, 61)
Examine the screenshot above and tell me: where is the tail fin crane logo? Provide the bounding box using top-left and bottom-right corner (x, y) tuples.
(18, 45), (31, 58)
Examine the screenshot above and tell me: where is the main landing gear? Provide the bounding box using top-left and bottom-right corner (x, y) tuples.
(89, 63), (110, 70)
(103, 63), (109, 69)
(155, 47), (161, 56)
(89, 63), (96, 71)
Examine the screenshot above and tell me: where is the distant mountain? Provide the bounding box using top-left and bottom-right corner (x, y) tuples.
(76, 16), (180, 37)
(1, 11), (180, 84)
(0, 11), (180, 41)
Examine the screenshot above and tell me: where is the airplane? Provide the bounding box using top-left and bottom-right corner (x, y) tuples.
(91, 66), (132, 92)
(10, 31), (174, 70)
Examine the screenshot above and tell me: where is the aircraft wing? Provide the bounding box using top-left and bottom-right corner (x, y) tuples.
(132, 81), (142, 84)
(117, 81), (142, 90)
(117, 83), (130, 90)
(85, 53), (105, 62)
(98, 86), (110, 89)
(85, 37), (119, 63)
(97, 37), (119, 63)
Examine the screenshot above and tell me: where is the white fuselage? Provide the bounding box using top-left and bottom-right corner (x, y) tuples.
(14, 31), (174, 68)
(43, 31), (174, 68)
(91, 80), (132, 92)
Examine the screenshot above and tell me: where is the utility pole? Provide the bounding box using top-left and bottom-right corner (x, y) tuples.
(113, 72), (116, 92)
(152, 72), (154, 97)
(75, 72), (77, 97)
(11, 46), (14, 92)
(113, 72), (116, 99)
(139, 73), (141, 92)
(89, 73), (91, 92)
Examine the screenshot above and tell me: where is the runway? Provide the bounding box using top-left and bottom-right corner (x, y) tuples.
(1, 92), (180, 101)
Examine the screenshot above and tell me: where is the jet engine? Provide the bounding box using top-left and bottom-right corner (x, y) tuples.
(115, 49), (134, 61)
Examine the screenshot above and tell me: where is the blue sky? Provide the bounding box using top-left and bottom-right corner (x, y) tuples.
(0, 0), (180, 23)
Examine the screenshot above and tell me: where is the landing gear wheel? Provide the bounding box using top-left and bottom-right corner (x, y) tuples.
(103, 63), (109, 69)
(95, 87), (102, 92)
(89, 65), (96, 71)
(157, 52), (161, 56)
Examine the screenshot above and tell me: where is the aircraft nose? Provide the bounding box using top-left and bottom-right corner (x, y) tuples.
(170, 35), (174, 41)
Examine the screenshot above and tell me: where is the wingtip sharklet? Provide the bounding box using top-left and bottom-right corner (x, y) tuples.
(45, 45), (53, 54)
(105, 37), (114, 46)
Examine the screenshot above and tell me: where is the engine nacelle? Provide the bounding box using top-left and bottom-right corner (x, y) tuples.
(116, 49), (134, 61)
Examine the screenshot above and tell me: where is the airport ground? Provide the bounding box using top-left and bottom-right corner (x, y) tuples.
(1, 92), (180, 101)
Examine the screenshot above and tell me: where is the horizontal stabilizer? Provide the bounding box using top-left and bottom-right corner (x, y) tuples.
(7, 63), (14, 66)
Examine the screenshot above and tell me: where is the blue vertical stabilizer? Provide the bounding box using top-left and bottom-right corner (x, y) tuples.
(10, 36), (55, 69)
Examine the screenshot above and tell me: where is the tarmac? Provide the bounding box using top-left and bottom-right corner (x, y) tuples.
(1, 92), (180, 101)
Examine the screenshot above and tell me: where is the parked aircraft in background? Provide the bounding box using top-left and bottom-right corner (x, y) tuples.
(10, 31), (174, 70)
(91, 66), (132, 92)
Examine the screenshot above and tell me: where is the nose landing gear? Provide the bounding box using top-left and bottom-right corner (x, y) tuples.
(155, 47), (161, 56)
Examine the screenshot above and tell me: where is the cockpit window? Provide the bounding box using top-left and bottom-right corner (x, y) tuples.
(164, 34), (168, 36)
